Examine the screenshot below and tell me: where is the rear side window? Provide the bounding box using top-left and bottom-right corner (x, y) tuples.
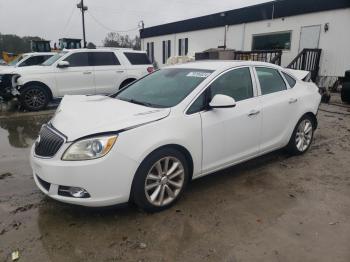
(91, 52), (120, 66)
(210, 67), (254, 102)
(282, 72), (296, 88)
(124, 52), (151, 65)
(64, 52), (90, 67)
(256, 67), (287, 95)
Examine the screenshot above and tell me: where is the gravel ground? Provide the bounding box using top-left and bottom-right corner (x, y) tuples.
(0, 96), (350, 262)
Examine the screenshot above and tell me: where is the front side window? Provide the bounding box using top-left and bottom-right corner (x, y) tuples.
(187, 92), (207, 114)
(91, 52), (120, 66)
(210, 67), (254, 102)
(64, 52), (90, 67)
(42, 52), (68, 66)
(162, 40), (171, 64)
(115, 68), (213, 108)
(252, 31), (291, 50)
(256, 67), (287, 95)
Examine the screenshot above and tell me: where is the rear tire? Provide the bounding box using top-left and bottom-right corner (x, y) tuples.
(132, 148), (189, 212)
(20, 85), (50, 111)
(287, 115), (315, 155)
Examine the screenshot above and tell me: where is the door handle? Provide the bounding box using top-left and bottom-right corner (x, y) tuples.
(83, 71), (92, 75)
(116, 70), (125, 73)
(289, 98), (298, 104)
(248, 109), (260, 117)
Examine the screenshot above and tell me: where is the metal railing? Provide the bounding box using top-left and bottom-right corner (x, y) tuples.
(287, 48), (322, 82)
(233, 50), (282, 65)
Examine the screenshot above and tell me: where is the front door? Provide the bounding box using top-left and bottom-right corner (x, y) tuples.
(200, 67), (262, 173)
(299, 25), (321, 52)
(55, 52), (95, 96)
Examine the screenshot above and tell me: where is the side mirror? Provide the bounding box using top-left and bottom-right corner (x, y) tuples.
(209, 94), (236, 109)
(57, 61), (70, 68)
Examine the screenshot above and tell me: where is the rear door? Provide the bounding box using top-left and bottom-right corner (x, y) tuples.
(254, 67), (298, 153)
(55, 52), (95, 96)
(92, 51), (125, 94)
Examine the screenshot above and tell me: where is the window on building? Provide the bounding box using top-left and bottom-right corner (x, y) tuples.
(162, 40), (171, 64)
(178, 38), (189, 56)
(146, 42), (154, 63)
(252, 31), (291, 50)
(256, 67), (287, 95)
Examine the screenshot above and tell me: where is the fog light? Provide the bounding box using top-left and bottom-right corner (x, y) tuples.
(69, 187), (90, 198)
(58, 186), (90, 198)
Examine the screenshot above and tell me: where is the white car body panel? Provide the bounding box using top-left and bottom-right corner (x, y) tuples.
(55, 65), (95, 96)
(30, 61), (321, 207)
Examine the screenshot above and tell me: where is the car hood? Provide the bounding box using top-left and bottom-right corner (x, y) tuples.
(51, 95), (171, 141)
(0, 66), (15, 74)
(13, 65), (53, 75)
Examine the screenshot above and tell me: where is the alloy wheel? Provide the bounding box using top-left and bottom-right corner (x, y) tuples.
(24, 88), (47, 110)
(144, 157), (185, 206)
(295, 119), (313, 152)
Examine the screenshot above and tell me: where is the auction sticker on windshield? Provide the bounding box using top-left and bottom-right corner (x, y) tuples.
(186, 72), (211, 78)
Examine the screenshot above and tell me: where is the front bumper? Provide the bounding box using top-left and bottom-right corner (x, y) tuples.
(30, 142), (139, 207)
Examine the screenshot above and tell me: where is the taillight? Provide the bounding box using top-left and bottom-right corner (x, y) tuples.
(147, 67), (154, 73)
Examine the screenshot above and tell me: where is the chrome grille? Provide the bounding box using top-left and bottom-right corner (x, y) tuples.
(34, 125), (64, 157)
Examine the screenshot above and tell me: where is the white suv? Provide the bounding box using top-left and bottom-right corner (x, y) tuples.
(0, 52), (54, 72)
(12, 49), (153, 111)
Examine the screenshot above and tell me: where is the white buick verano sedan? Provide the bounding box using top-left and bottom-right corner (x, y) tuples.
(31, 61), (321, 212)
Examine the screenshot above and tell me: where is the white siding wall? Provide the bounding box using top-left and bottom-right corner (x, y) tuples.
(142, 8), (350, 77)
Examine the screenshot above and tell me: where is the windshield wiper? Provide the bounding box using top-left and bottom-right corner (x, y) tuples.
(119, 98), (165, 108)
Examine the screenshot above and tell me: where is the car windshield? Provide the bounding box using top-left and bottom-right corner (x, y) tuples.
(115, 68), (213, 108)
(42, 51), (68, 66)
(8, 55), (26, 66)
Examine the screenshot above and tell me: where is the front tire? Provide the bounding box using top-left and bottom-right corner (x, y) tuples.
(287, 115), (315, 155)
(20, 85), (50, 111)
(132, 148), (189, 212)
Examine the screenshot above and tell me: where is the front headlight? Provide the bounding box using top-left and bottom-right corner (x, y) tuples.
(62, 135), (118, 161)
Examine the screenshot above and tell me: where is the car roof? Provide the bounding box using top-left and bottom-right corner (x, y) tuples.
(22, 52), (55, 56)
(168, 60), (282, 71)
(63, 48), (146, 54)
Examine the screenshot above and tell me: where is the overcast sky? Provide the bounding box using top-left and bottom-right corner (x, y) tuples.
(0, 0), (269, 46)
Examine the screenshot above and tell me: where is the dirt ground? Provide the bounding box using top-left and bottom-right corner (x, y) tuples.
(0, 96), (350, 262)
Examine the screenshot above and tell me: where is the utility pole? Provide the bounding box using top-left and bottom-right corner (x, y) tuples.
(77, 0), (88, 48)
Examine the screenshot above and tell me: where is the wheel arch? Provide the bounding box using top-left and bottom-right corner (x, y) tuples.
(119, 78), (137, 90)
(302, 111), (318, 129)
(129, 143), (194, 202)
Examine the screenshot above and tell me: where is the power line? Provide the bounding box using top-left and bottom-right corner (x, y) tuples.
(87, 11), (139, 33)
(61, 6), (77, 36)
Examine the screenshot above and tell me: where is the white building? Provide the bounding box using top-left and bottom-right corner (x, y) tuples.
(140, 0), (350, 86)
